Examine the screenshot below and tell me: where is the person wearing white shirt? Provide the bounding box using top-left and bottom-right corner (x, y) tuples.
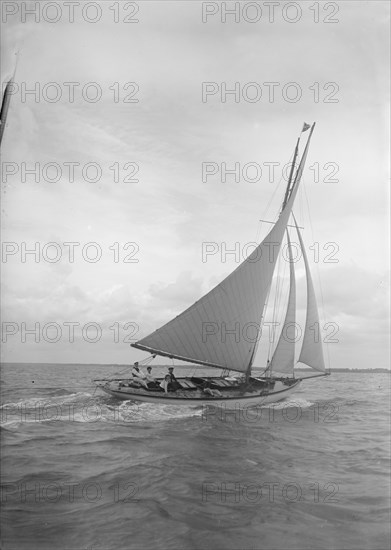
(131, 363), (148, 389)
(144, 366), (156, 383)
(159, 375), (171, 394)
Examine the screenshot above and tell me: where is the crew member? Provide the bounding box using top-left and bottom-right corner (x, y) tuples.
(144, 366), (157, 387)
(131, 363), (148, 389)
(167, 367), (179, 390)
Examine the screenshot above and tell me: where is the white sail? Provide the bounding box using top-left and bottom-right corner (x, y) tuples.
(133, 126), (315, 372)
(269, 232), (296, 375)
(295, 219), (326, 372)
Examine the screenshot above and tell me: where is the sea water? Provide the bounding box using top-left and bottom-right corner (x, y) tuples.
(1, 363), (390, 550)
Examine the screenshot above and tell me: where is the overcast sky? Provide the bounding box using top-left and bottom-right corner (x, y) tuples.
(1, 1), (389, 369)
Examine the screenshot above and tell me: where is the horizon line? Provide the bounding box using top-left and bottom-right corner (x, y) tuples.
(0, 362), (389, 372)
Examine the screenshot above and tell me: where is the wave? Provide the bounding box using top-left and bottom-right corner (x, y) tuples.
(101, 400), (203, 424)
(0, 392), (202, 428)
(260, 397), (314, 409)
(0, 392), (94, 410)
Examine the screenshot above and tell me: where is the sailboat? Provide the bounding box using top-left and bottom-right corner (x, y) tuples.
(94, 123), (329, 409)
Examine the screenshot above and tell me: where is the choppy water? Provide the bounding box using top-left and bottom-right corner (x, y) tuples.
(1, 363), (390, 550)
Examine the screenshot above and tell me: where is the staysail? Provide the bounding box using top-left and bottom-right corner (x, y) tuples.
(294, 217), (326, 372)
(269, 232), (296, 375)
(132, 125), (315, 372)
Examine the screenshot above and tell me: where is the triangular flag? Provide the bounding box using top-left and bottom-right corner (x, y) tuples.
(302, 122), (311, 132)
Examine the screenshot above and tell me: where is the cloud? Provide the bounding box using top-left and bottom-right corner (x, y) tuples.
(1, 2), (388, 366)
(322, 264), (389, 320)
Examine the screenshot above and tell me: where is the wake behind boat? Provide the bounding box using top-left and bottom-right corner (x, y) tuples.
(95, 123), (330, 409)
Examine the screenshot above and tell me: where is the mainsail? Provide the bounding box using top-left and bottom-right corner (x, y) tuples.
(295, 218), (326, 372)
(132, 125), (316, 373)
(269, 232), (296, 375)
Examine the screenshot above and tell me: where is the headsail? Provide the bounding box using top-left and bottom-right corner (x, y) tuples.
(269, 231), (296, 375)
(294, 217), (326, 372)
(132, 125), (316, 372)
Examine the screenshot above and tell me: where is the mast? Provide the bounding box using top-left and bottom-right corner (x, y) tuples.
(288, 123), (316, 202)
(132, 124), (316, 375)
(282, 138), (300, 211)
(245, 124), (316, 379)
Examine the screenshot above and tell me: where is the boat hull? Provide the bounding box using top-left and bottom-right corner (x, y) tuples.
(96, 380), (301, 410)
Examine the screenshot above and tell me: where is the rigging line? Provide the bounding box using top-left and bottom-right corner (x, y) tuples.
(302, 183), (331, 371)
(277, 235), (286, 315)
(267, 277), (278, 360)
(273, 265), (285, 350)
(115, 354), (156, 376)
(276, 243), (289, 318)
(258, 281), (273, 365)
(268, 245), (285, 361)
(298, 181), (304, 233)
(256, 146), (296, 243)
(260, 179), (284, 232)
(269, 236), (289, 363)
(258, 219), (304, 230)
(191, 365), (198, 378)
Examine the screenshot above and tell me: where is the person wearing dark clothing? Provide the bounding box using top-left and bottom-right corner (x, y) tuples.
(167, 367), (179, 391)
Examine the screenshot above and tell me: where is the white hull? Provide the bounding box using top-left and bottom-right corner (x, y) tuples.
(96, 380), (302, 410)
